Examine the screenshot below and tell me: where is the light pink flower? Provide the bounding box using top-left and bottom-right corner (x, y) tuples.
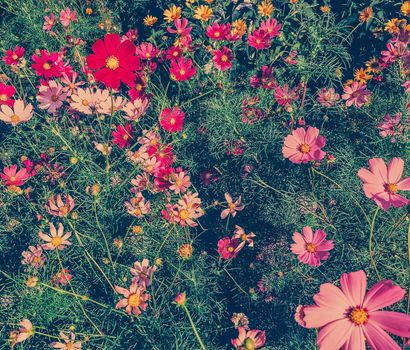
(130, 258), (157, 287)
(14, 319), (34, 344)
(357, 157), (410, 211)
(21, 245), (46, 268)
(61, 72), (84, 96)
(38, 222), (72, 250)
(300, 270), (410, 350)
(342, 82), (371, 108)
(94, 142), (112, 156)
(124, 193), (151, 217)
(220, 193), (245, 219)
(45, 194), (75, 217)
(43, 13), (56, 31)
(282, 126), (326, 164)
(70, 88), (94, 115)
(51, 332), (82, 350)
(232, 225), (256, 252)
(169, 170), (191, 194)
(231, 326), (266, 349)
(0, 99), (33, 126)
(317, 88), (340, 107)
(290, 226), (334, 267)
(37, 80), (68, 114)
(59, 8), (77, 27)
(122, 97), (150, 121)
(114, 280), (151, 316)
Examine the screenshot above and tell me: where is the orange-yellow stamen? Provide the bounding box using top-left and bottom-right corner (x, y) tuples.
(299, 143), (311, 153)
(349, 307), (368, 325)
(305, 243), (317, 253)
(106, 56), (120, 70)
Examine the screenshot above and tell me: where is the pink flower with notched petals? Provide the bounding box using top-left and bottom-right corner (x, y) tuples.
(0, 83), (16, 107)
(45, 194), (75, 217)
(217, 237), (240, 259)
(259, 18), (281, 38)
(206, 22), (231, 40)
(59, 8), (78, 27)
(282, 126), (326, 164)
(37, 80), (68, 114)
(232, 225), (255, 253)
(169, 170), (191, 194)
(212, 46), (233, 71)
(168, 18), (192, 36)
(317, 87), (340, 107)
(124, 192), (151, 218)
(13, 319), (34, 345)
(135, 42), (159, 60)
(1, 164), (31, 186)
(220, 193), (245, 219)
(21, 245), (46, 268)
(248, 29), (271, 50)
(0, 99), (33, 126)
(122, 97), (150, 121)
(299, 270), (410, 350)
(231, 327), (266, 350)
(290, 226), (334, 267)
(112, 123), (134, 149)
(114, 280), (151, 316)
(38, 222), (72, 250)
(2, 46), (24, 66)
(169, 57), (197, 81)
(51, 332), (82, 350)
(130, 258), (157, 287)
(357, 157), (410, 211)
(43, 13), (56, 31)
(342, 81), (371, 108)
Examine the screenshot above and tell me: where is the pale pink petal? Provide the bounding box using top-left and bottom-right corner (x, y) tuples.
(313, 283), (350, 312)
(397, 177), (410, 190)
(368, 158), (388, 183)
(302, 226), (314, 242)
(387, 157), (404, 184)
(342, 325), (365, 350)
(303, 306), (345, 328)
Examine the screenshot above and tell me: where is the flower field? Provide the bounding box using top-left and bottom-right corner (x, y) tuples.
(0, 0), (409, 349)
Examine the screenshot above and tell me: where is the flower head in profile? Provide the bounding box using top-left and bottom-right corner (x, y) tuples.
(220, 193), (245, 219)
(86, 33), (140, 89)
(38, 222), (72, 250)
(51, 269), (73, 286)
(45, 194), (75, 217)
(290, 226), (334, 267)
(51, 332), (82, 350)
(298, 270), (410, 350)
(282, 126), (326, 164)
(0, 100), (33, 126)
(1, 164), (31, 186)
(10, 319), (34, 346)
(144, 15), (158, 26)
(21, 245), (46, 268)
(122, 97), (150, 121)
(231, 327), (266, 350)
(357, 157), (410, 211)
(259, 18), (281, 38)
(232, 225), (256, 252)
(115, 280), (151, 316)
(130, 258), (157, 287)
(43, 13), (56, 31)
(174, 292), (187, 306)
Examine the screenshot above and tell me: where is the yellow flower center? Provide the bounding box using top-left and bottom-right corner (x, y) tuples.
(128, 293), (140, 307)
(133, 208), (142, 216)
(349, 307), (368, 325)
(305, 243), (317, 253)
(9, 176), (17, 182)
(82, 99), (89, 106)
(51, 94), (59, 102)
(105, 56), (120, 70)
(241, 234), (247, 241)
(386, 183), (398, 194)
(229, 203), (236, 210)
(221, 55), (228, 62)
(10, 115), (20, 123)
(0, 94), (7, 101)
(179, 209), (189, 220)
(69, 83), (76, 90)
(228, 246), (235, 252)
(169, 117), (176, 125)
(60, 205), (69, 215)
(51, 236), (63, 247)
(12, 54), (18, 60)
(43, 63), (51, 70)
(214, 31), (220, 37)
(123, 134), (129, 140)
(299, 143), (311, 153)
(244, 337), (256, 350)
(66, 343), (74, 350)
(179, 69), (186, 76)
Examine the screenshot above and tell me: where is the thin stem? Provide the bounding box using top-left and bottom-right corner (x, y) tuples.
(182, 305), (207, 350)
(369, 207), (381, 280)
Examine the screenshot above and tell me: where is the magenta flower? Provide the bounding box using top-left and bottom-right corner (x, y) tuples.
(231, 327), (266, 349)
(342, 82), (371, 108)
(299, 270), (410, 350)
(290, 226), (334, 267)
(217, 237), (240, 259)
(357, 157), (410, 211)
(282, 126), (326, 164)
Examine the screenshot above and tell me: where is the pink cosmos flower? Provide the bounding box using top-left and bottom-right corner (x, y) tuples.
(342, 82), (371, 108)
(43, 13), (56, 31)
(206, 22), (231, 40)
(0, 83), (16, 107)
(212, 46), (233, 71)
(274, 84), (299, 107)
(70, 88), (94, 115)
(31, 50), (64, 79)
(259, 18), (281, 38)
(169, 170), (191, 194)
(2, 46), (24, 66)
(130, 258), (157, 287)
(51, 332), (82, 350)
(231, 327), (266, 350)
(217, 237), (240, 259)
(220, 192), (245, 219)
(290, 226), (334, 267)
(0, 99), (33, 126)
(45, 194), (75, 217)
(135, 42), (159, 60)
(122, 97), (150, 121)
(124, 193), (151, 217)
(232, 225), (256, 252)
(37, 80), (68, 114)
(168, 18), (192, 37)
(170, 57), (197, 81)
(13, 319), (34, 345)
(299, 270), (410, 350)
(59, 8), (77, 27)
(1, 164), (31, 186)
(21, 245), (46, 268)
(377, 112), (408, 143)
(357, 157), (410, 211)
(248, 29), (270, 50)
(250, 66), (276, 89)
(159, 106), (185, 132)
(282, 126), (326, 164)
(51, 269), (72, 286)
(61, 72), (84, 96)
(112, 123), (134, 149)
(115, 280), (151, 316)
(317, 87), (340, 107)
(38, 222), (72, 250)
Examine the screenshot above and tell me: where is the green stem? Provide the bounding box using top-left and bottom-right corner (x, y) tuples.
(182, 305), (207, 350)
(369, 207), (381, 280)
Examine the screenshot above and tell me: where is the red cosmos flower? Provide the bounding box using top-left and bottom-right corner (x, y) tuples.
(160, 106), (186, 132)
(274, 84), (299, 107)
(206, 22), (231, 40)
(135, 42), (159, 60)
(164, 46), (182, 60)
(0, 83), (16, 107)
(169, 57), (197, 81)
(217, 237), (240, 259)
(112, 123), (134, 148)
(31, 50), (64, 79)
(212, 47), (233, 71)
(260, 18), (281, 38)
(2, 46), (25, 65)
(86, 33), (140, 89)
(168, 18), (192, 37)
(248, 29), (271, 50)
(1, 164), (31, 186)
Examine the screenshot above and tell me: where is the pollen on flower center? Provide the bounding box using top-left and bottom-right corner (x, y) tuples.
(348, 307), (368, 325)
(179, 69), (186, 75)
(221, 55), (228, 62)
(51, 236), (63, 247)
(12, 54), (18, 60)
(170, 118), (176, 125)
(305, 243), (317, 253)
(241, 233), (247, 241)
(128, 293), (140, 307)
(299, 143), (311, 153)
(228, 246), (235, 252)
(82, 99), (89, 106)
(10, 176), (17, 182)
(60, 205), (69, 215)
(51, 94), (58, 102)
(43, 62), (51, 70)
(179, 209), (189, 220)
(244, 337), (256, 350)
(0, 94), (7, 101)
(386, 183), (398, 194)
(105, 55), (120, 70)
(11, 115), (20, 123)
